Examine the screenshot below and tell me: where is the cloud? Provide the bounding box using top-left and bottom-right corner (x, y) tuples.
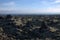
(52, 0), (60, 3)
(48, 8), (60, 13)
(1, 1), (15, 6)
(40, 0), (60, 5)
(0, 7), (60, 14)
(55, 0), (60, 3)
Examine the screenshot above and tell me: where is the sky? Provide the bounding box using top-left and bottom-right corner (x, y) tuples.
(0, 0), (60, 14)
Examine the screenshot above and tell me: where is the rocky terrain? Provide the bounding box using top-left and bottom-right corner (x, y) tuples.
(0, 15), (60, 40)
